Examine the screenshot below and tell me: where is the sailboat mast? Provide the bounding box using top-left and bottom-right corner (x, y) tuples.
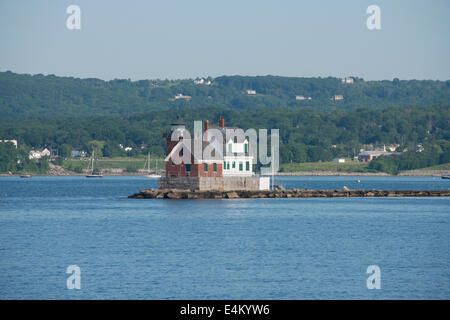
(92, 150), (95, 174)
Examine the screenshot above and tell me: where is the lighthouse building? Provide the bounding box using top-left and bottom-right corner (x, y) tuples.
(159, 116), (269, 191)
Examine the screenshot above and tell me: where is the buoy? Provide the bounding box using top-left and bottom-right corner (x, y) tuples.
(356, 179), (361, 183)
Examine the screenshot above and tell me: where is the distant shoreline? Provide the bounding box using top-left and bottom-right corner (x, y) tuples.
(1, 170), (449, 177)
(276, 169), (450, 177)
(275, 171), (388, 176)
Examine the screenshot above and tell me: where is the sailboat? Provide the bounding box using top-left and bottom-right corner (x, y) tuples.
(86, 150), (103, 178)
(143, 152), (161, 178)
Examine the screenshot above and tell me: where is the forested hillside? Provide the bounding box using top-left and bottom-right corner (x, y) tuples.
(1, 71), (450, 118)
(1, 105), (448, 164)
(1, 71), (449, 174)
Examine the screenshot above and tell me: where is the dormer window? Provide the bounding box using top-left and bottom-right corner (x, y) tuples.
(244, 143), (248, 154)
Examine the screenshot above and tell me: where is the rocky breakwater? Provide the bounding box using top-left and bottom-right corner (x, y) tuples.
(128, 188), (450, 199)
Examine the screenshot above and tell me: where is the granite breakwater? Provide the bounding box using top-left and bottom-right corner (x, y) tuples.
(128, 188), (450, 199)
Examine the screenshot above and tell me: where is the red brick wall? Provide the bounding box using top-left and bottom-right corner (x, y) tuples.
(165, 137), (223, 178)
(165, 160), (223, 178)
(199, 163), (223, 177)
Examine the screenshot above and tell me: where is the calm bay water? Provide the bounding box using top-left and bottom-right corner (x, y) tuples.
(0, 176), (449, 299)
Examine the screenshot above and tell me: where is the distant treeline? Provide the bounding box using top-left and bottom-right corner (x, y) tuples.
(1, 71), (450, 118)
(0, 105), (448, 174)
(0, 142), (49, 174)
(369, 143), (450, 175)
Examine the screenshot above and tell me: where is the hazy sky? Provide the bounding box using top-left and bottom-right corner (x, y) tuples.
(1, 0), (449, 81)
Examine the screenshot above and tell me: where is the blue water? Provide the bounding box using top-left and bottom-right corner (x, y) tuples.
(0, 176), (449, 299)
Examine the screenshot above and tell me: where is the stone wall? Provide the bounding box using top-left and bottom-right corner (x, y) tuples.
(130, 188), (450, 199)
(158, 177), (200, 190)
(158, 176), (269, 191)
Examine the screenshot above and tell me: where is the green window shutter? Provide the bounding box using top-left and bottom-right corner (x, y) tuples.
(227, 162), (230, 170)
(244, 144), (248, 153)
(246, 161), (250, 171)
(186, 164), (190, 172)
(232, 161), (235, 168)
(239, 162), (243, 171)
(204, 163), (208, 172)
(213, 163), (217, 172)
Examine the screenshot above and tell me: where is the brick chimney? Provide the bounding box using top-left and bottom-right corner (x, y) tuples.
(204, 120), (209, 140)
(219, 116), (224, 128)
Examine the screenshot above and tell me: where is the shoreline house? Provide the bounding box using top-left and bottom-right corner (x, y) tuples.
(71, 148), (87, 158)
(330, 94), (344, 101)
(295, 95), (312, 101)
(357, 150), (400, 163)
(358, 145), (402, 163)
(29, 148), (51, 159)
(341, 77), (354, 84)
(159, 116), (270, 191)
(0, 140), (18, 148)
(170, 93), (192, 101)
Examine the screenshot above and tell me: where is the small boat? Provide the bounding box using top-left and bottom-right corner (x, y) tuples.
(86, 150), (103, 178)
(356, 179), (361, 183)
(20, 174), (32, 178)
(145, 173), (161, 178)
(143, 152), (161, 178)
(86, 173), (102, 178)
(442, 175), (450, 179)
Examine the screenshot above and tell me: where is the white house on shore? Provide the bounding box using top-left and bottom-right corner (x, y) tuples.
(71, 149), (87, 158)
(330, 95), (344, 101)
(295, 95), (312, 101)
(171, 93), (192, 101)
(0, 140), (18, 148)
(29, 148), (51, 159)
(341, 77), (354, 84)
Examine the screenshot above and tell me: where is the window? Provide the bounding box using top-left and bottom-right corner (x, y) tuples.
(171, 161), (175, 167)
(228, 143), (232, 154)
(246, 161), (250, 171)
(244, 143), (248, 153)
(213, 163), (217, 172)
(239, 162), (243, 171)
(227, 162), (230, 170)
(232, 161), (236, 168)
(186, 164), (190, 172)
(204, 163), (208, 172)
